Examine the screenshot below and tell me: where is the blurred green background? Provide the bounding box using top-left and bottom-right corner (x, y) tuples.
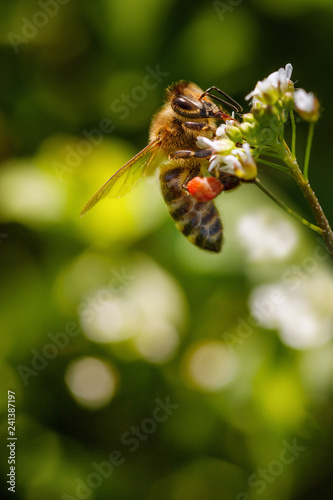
(1, 0), (333, 499)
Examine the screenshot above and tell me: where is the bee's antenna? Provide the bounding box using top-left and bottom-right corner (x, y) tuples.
(200, 86), (243, 113)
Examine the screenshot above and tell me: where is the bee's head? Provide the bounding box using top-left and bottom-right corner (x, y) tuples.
(167, 81), (220, 120)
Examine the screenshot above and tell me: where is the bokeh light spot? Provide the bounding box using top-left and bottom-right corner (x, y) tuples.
(0, 161), (64, 224)
(134, 321), (179, 363)
(65, 357), (118, 409)
(183, 341), (237, 391)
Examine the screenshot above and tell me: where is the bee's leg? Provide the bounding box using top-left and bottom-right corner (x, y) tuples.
(200, 87), (243, 113)
(169, 148), (214, 160)
(183, 122), (216, 133)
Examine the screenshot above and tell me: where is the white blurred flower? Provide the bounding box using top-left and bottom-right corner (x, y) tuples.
(294, 88), (319, 122)
(237, 210), (298, 261)
(249, 268), (333, 349)
(79, 257), (186, 363)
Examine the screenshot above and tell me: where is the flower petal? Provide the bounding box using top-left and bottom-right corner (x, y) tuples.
(196, 136), (216, 150)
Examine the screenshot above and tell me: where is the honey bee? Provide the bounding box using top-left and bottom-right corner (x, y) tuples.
(80, 81), (242, 252)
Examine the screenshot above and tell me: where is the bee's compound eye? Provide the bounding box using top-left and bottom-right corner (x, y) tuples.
(172, 96), (197, 111)
(171, 97), (200, 116)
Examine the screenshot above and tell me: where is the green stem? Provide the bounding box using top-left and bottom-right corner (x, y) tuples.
(290, 109), (296, 159)
(257, 158), (290, 173)
(260, 150), (284, 159)
(303, 122), (315, 180)
(254, 178), (322, 235)
(283, 151), (333, 260)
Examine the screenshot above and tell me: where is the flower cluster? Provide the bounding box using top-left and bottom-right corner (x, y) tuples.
(241, 64), (296, 148)
(197, 127), (257, 181)
(195, 63), (320, 186)
(189, 63), (332, 259)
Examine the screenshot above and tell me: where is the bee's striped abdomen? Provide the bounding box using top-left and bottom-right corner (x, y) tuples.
(159, 164), (222, 252)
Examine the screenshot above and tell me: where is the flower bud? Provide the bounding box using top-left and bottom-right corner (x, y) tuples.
(242, 113), (255, 123)
(226, 125), (243, 143)
(239, 122), (258, 144)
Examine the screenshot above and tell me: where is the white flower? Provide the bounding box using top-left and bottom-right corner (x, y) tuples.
(249, 267), (333, 350)
(197, 136), (235, 154)
(221, 154), (243, 175)
(209, 154), (225, 172)
(294, 89), (314, 111)
(236, 143), (256, 170)
(266, 63), (293, 93)
(208, 142), (257, 180)
(242, 142), (252, 157)
(237, 210), (298, 262)
(196, 136), (220, 151)
(208, 152), (243, 176)
(279, 63), (293, 90)
(247, 79), (274, 102)
(294, 88), (319, 121)
(216, 124), (227, 137)
(245, 63), (293, 104)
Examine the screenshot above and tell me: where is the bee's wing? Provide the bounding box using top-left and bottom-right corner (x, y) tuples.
(80, 139), (163, 216)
